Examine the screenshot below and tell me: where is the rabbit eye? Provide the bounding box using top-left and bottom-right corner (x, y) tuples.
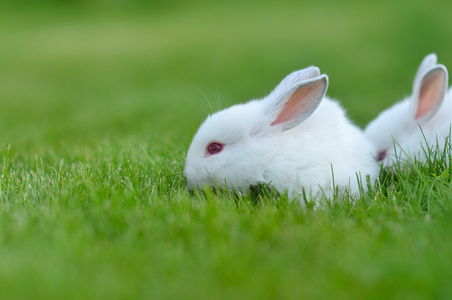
(376, 150), (387, 162)
(206, 142), (224, 155)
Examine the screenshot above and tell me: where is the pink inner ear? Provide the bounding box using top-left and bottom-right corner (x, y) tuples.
(416, 70), (445, 119)
(271, 87), (312, 126)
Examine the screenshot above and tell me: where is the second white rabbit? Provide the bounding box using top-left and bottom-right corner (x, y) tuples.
(365, 53), (449, 166)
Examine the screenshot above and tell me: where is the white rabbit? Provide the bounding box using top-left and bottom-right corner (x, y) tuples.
(364, 54), (449, 166)
(184, 66), (380, 201)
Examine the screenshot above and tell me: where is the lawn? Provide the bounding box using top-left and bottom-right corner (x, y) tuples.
(1, 0), (452, 299)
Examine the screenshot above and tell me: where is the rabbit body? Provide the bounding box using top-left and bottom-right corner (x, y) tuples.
(184, 67), (380, 200)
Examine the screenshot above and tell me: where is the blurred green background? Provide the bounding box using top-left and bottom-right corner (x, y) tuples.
(1, 1), (452, 299)
(1, 0), (452, 154)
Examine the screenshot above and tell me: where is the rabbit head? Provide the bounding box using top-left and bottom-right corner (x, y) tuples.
(184, 67), (328, 192)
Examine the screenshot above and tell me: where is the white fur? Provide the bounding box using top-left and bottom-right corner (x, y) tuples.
(364, 54), (449, 166)
(184, 67), (380, 201)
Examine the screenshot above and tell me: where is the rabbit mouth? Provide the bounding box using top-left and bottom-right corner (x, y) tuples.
(186, 185), (230, 197)
(187, 183), (280, 205)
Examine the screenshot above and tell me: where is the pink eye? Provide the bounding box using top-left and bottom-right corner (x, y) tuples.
(377, 150), (387, 162)
(206, 142), (224, 155)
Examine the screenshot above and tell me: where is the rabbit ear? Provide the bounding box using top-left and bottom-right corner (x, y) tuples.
(413, 53), (438, 89)
(411, 65), (448, 121)
(270, 67), (321, 98)
(266, 74), (328, 131)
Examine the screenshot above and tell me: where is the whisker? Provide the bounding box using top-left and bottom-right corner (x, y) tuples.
(198, 89), (213, 115)
(216, 86), (222, 111)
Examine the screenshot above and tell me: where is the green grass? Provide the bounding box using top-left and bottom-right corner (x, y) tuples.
(1, 1), (452, 299)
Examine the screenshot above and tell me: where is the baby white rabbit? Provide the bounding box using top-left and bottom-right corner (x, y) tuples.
(364, 54), (449, 166)
(184, 66), (380, 201)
